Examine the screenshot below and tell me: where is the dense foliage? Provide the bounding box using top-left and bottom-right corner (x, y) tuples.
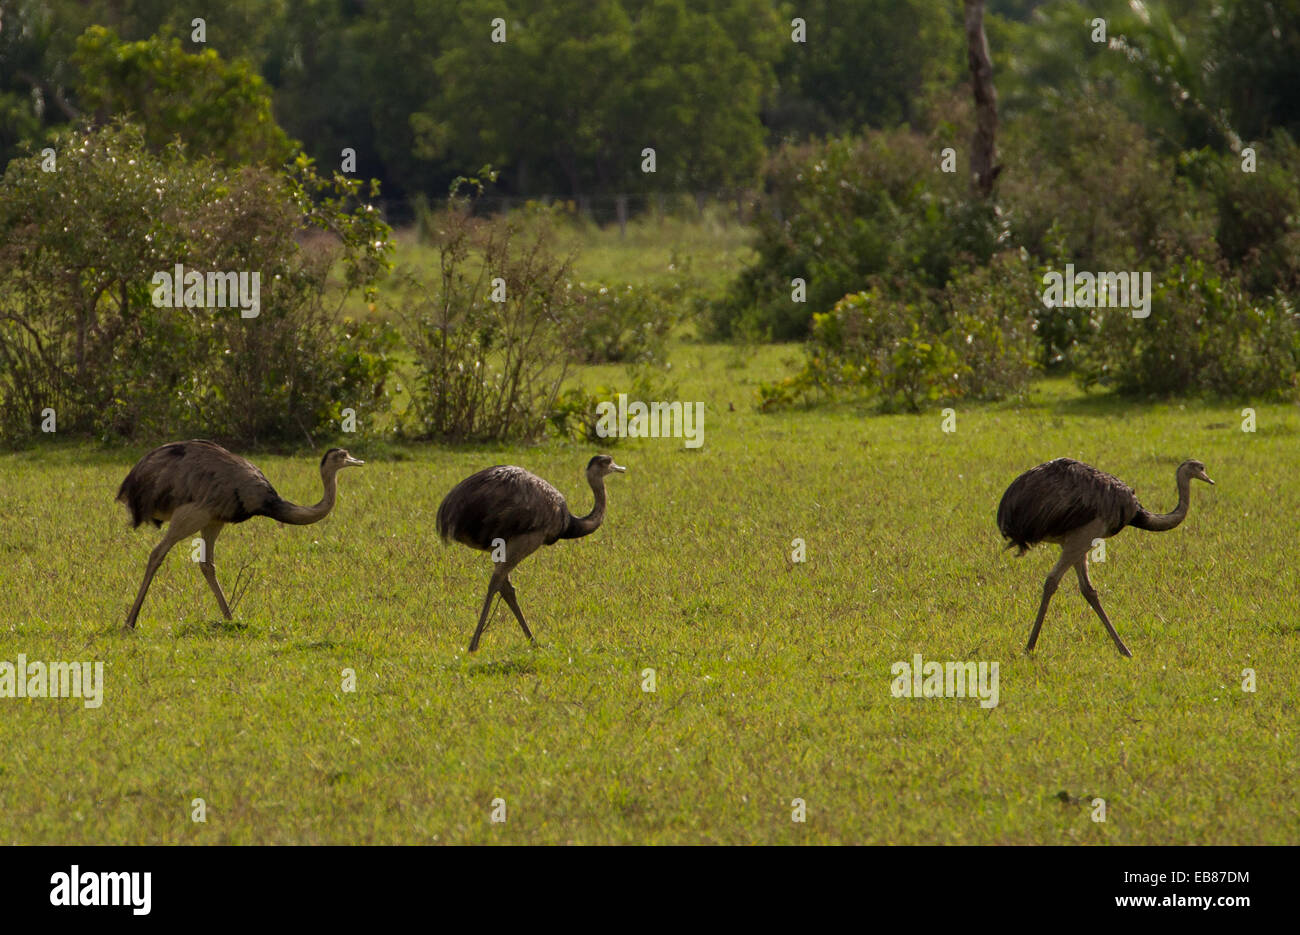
(395, 197), (580, 443)
(0, 124), (394, 443)
(757, 251), (1040, 412)
(715, 129), (1005, 342)
(737, 97), (1300, 405)
(3, 0), (1298, 430)
(1075, 258), (1300, 399)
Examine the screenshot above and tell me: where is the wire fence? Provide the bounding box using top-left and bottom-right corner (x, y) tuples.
(380, 189), (763, 233)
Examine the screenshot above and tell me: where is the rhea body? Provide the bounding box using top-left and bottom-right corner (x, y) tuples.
(116, 440), (364, 628)
(437, 454), (625, 652)
(996, 458), (1214, 657)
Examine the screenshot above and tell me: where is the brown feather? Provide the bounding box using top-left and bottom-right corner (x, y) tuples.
(436, 465), (570, 551)
(116, 439), (282, 528)
(997, 458), (1140, 554)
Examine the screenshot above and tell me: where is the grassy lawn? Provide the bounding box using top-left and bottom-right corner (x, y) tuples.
(368, 205), (755, 312)
(2, 338), (1296, 843)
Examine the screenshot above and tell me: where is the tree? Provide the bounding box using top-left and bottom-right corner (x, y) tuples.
(267, 0), (387, 190)
(429, 0), (635, 199)
(1213, 0), (1300, 144)
(964, 0), (1000, 197)
(766, 0), (962, 139)
(621, 0), (779, 194)
(417, 0), (779, 200)
(0, 122), (392, 442)
(72, 26), (295, 166)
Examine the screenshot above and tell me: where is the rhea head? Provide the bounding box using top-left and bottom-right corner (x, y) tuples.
(1180, 459), (1215, 485)
(321, 448), (366, 474)
(586, 454), (626, 480)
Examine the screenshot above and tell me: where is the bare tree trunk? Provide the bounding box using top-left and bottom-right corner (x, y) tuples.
(964, 0), (1000, 198)
(15, 70), (81, 121)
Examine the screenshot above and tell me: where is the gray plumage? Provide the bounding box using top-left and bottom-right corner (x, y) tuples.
(438, 454), (626, 652)
(116, 440), (364, 628)
(997, 458), (1214, 657)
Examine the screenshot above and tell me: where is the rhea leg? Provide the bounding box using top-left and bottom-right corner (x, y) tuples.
(467, 534), (543, 652)
(468, 565), (507, 653)
(500, 578), (534, 643)
(1025, 548), (1077, 653)
(198, 523), (233, 620)
(1075, 559), (1131, 658)
(124, 505), (208, 629)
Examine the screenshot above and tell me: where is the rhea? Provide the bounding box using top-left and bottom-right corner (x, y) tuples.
(996, 458), (1214, 657)
(116, 440), (364, 628)
(437, 454), (625, 652)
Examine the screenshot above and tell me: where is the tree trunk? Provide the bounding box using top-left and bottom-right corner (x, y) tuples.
(964, 0), (1000, 198)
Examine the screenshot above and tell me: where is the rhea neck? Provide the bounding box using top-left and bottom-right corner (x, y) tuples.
(561, 471), (610, 539)
(1138, 465), (1196, 531)
(270, 465), (343, 525)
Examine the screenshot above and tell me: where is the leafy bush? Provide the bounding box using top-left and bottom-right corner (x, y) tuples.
(998, 99), (1217, 367)
(0, 122), (393, 444)
(548, 364), (680, 444)
(568, 281), (676, 365)
(395, 199), (579, 442)
(1188, 132), (1300, 298)
(758, 251), (1040, 412)
(714, 131), (1007, 340)
(1075, 258), (1300, 399)
(941, 251), (1045, 400)
(73, 26), (296, 167)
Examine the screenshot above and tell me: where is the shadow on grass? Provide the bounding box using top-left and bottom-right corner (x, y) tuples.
(1264, 622), (1300, 636)
(466, 655), (539, 677)
(1011, 384), (1296, 429)
(100, 618), (254, 638)
(171, 619), (254, 638)
(269, 638), (360, 656)
(996, 384), (1182, 418)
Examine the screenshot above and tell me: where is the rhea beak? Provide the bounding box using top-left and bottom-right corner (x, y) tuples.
(610, 462), (627, 473)
(1198, 471), (1214, 485)
(345, 456), (365, 466)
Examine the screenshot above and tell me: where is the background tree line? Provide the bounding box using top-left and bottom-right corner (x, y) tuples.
(1, 0), (999, 202)
(5, 1), (1295, 204)
(1, 0), (1298, 444)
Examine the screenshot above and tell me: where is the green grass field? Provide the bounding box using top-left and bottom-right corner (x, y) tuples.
(2, 337), (1296, 843)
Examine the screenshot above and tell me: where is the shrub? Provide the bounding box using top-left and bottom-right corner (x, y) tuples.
(940, 251), (1044, 400)
(568, 281), (674, 365)
(1001, 99), (1215, 274)
(72, 26), (295, 167)
(999, 99), (1216, 367)
(548, 363), (680, 444)
(715, 131), (1006, 341)
(396, 200), (579, 442)
(1075, 257), (1300, 399)
(0, 123), (393, 444)
(758, 251), (1040, 412)
(1190, 132), (1300, 298)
